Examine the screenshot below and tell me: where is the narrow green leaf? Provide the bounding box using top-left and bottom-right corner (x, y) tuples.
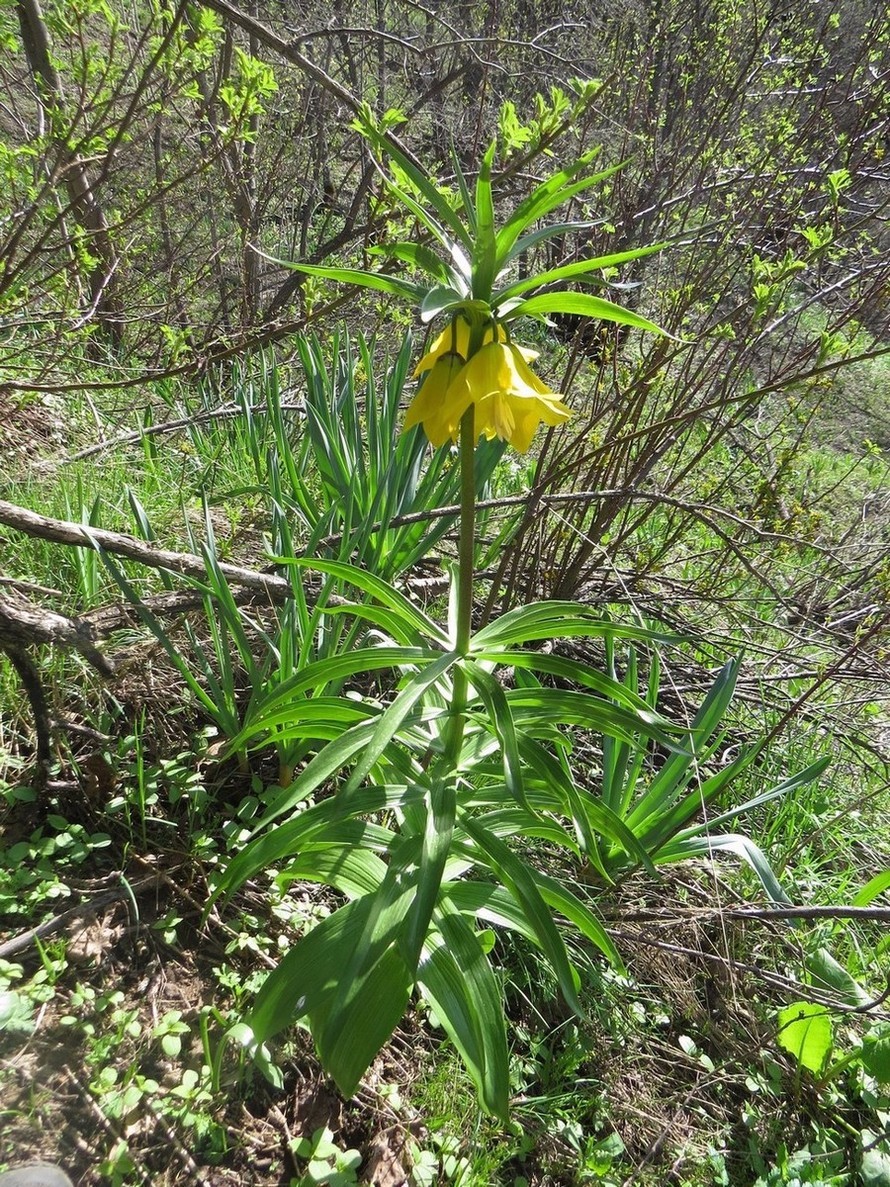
(360, 117), (473, 249)
(496, 150), (619, 259)
(213, 784), (413, 902)
(654, 833), (790, 903)
(853, 869), (890, 907)
(259, 257), (424, 302)
(494, 241), (668, 304)
(279, 844), (389, 899)
(279, 558), (449, 645)
(464, 660), (529, 812)
(474, 602), (681, 649)
(472, 648), (673, 728)
(502, 291), (666, 336)
(341, 650), (458, 796)
(473, 141), (497, 299)
(531, 871), (625, 971)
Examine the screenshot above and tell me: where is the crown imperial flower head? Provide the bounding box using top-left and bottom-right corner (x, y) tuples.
(405, 335), (571, 454)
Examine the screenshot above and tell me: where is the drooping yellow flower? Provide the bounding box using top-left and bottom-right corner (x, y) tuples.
(448, 341), (571, 454)
(403, 351), (469, 447)
(413, 318), (537, 378)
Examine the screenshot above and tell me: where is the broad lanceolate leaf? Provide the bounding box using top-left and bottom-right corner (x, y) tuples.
(624, 659), (740, 836)
(472, 648), (673, 729)
(460, 815), (582, 1016)
(503, 290), (666, 337)
(401, 775), (457, 970)
(260, 259), (424, 302)
(418, 903), (510, 1120)
(494, 241), (668, 304)
(473, 602), (681, 650)
(213, 783), (421, 902)
(310, 873), (415, 1097)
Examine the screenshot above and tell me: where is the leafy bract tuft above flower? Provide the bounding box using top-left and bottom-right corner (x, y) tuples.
(268, 106), (672, 453)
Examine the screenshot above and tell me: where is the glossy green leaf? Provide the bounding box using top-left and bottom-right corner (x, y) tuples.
(360, 115), (473, 249)
(312, 877), (415, 1097)
(655, 833), (789, 903)
(625, 659), (740, 834)
(506, 687), (682, 753)
(504, 290), (666, 336)
(420, 284), (467, 323)
(279, 845), (388, 899)
(461, 815), (582, 1016)
(418, 904), (510, 1120)
(263, 259), (424, 302)
(495, 241), (668, 304)
(807, 947), (871, 1008)
(517, 736), (655, 873)
(530, 871), (624, 971)
(473, 142), (498, 299)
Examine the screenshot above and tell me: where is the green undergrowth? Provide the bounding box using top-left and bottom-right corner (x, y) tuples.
(1, 334), (889, 1186)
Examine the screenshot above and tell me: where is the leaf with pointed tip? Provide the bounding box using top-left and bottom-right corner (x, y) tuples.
(368, 242), (460, 289)
(503, 290), (666, 336)
(495, 242), (669, 304)
(473, 142), (498, 299)
(360, 117), (473, 249)
(461, 815), (582, 1016)
(259, 258), (424, 302)
(495, 150), (621, 259)
(418, 904), (510, 1120)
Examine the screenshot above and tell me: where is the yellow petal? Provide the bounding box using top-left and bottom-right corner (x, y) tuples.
(404, 352), (471, 446)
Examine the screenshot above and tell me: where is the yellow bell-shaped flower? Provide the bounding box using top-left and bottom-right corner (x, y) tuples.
(412, 318), (537, 378)
(448, 342), (571, 454)
(403, 351), (470, 447)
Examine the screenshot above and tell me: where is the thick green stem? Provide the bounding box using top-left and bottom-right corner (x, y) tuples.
(442, 404), (476, 761)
